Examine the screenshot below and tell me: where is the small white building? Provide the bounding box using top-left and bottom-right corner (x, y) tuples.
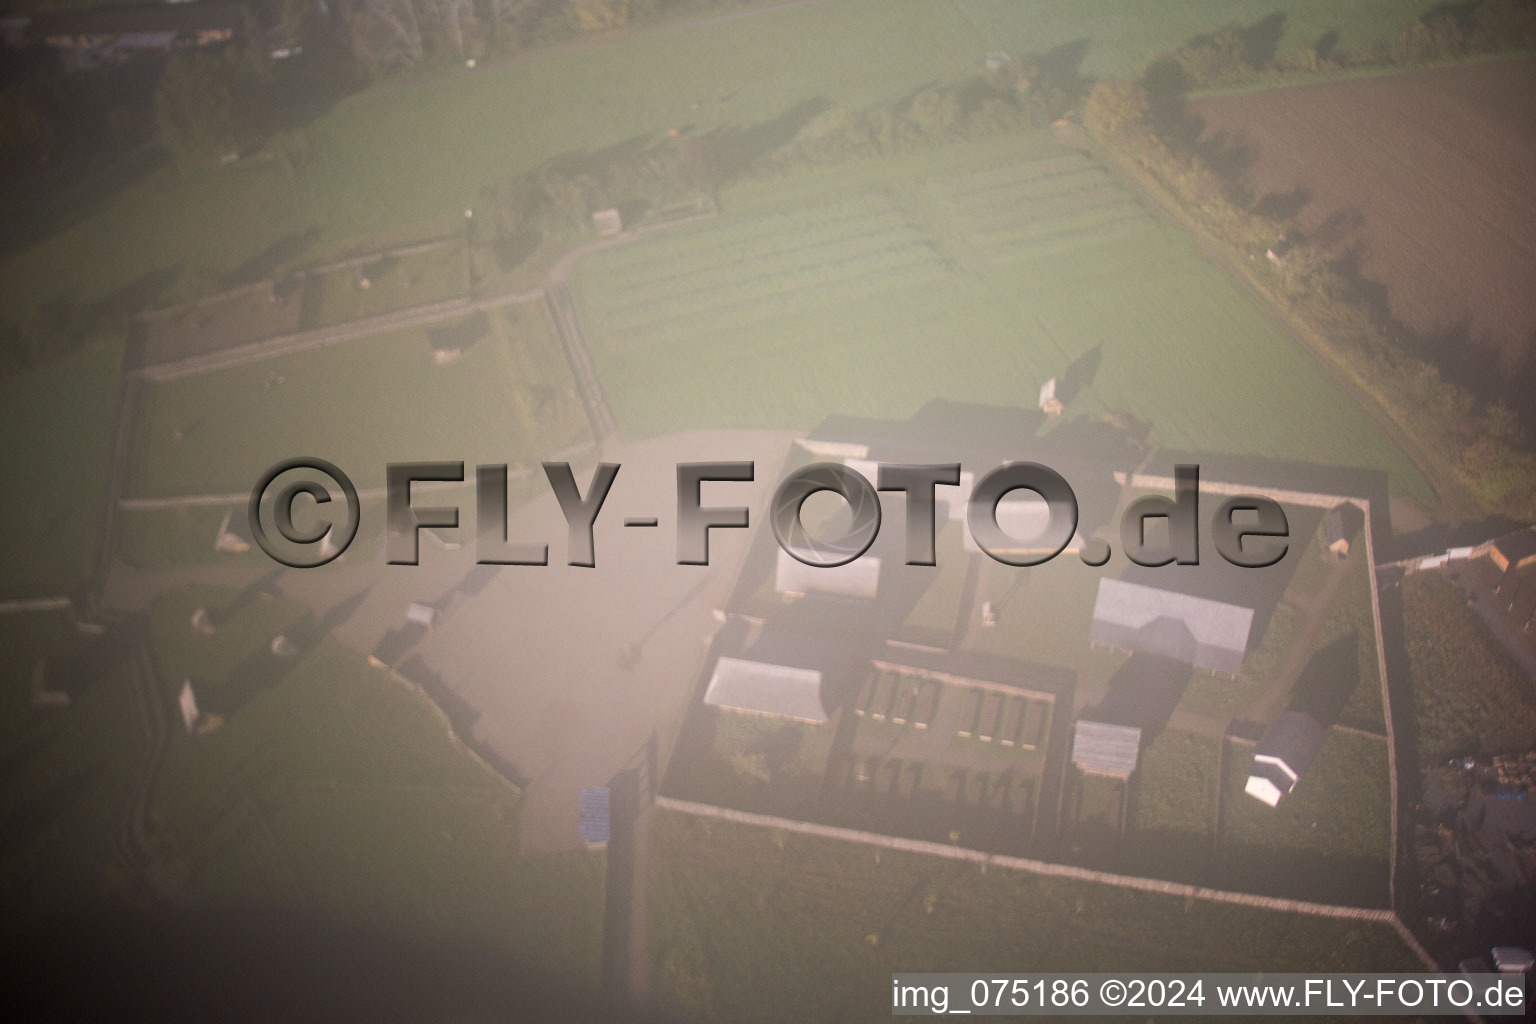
(1038, 377), (1063, 417)
(1246, 710), (1326, 806)
(592, 208), (623, 237)
(178, 679), (201, 733)
(214, 508), (252, 554)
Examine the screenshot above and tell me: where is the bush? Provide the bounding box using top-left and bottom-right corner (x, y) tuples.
(1083, 80), (1149, 138)
(154, 53), (239, 170)
(1403, 573), (1536, 761)
(1171, 26), (1252, 88)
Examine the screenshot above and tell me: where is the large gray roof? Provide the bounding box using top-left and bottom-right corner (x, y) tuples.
(704, 656), (828, 723)
(1089, 578), (1254, 675)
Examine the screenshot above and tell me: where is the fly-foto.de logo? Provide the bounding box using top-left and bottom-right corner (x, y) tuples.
(247, 460), (1289, 572)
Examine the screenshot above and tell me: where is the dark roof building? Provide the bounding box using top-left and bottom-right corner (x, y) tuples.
(1490, 528), (1536, 574)
(1089, 578), (1254, 675)
(1245, 710), (1326, 806)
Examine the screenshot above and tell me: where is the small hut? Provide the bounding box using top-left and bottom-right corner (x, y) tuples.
(214, 508), (252, 554)
(1038, 377), (1063, 417)
(1071, 719), (1142, 780)
(1325, 505), (1351, 559)
(592, 208), (623, 238)
(1245, 710), (1325, 806)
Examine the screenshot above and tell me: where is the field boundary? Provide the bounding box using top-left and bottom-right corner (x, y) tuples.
(1091, 137), (1455, 519)
(655, 796), (1391, 921)
(1121, 474), (1403, 911)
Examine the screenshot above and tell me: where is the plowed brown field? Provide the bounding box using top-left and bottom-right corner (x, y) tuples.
(1196, 58), (1536, 388)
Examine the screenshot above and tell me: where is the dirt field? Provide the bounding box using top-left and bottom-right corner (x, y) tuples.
(1195, 57), (1536, 397)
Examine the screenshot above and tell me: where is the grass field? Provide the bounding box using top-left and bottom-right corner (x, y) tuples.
(577, 136), (1430, 501)
(1217, 731), (1391, 906)
(1402, 571), (1536, 762)
(0, 2), (1448, 323)
(0, 612), (144, 910)
(146, 585), (604, 978)
(1124, 729), (1219, 882)
(127, 302), (588, 497)
(650, 809), (1418, 1022)
(0, 338), (124, 593)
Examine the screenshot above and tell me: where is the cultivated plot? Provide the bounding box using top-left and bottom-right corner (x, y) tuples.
(127, 302), (589, 499)
(1195, 58), (1536, 402)
(576, 138), (1429, 499)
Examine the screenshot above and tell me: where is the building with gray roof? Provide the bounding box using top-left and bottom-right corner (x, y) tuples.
(704, 656), (829, 724)
(1071, 719), (1142, 779)
(1089, 578), (1254, 675)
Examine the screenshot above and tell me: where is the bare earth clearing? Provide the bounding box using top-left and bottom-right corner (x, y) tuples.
(1196, 58), (1536, 392)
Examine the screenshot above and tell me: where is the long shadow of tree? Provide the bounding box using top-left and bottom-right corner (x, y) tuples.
(210, 586), (373, 717)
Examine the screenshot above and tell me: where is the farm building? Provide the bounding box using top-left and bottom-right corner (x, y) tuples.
(1071, 719), (1141, 779)
(1325, 504), (1353, 558)
(1493, 947), (1535, 973)
(704, 656), (828, 724)
(213, 507), (252, 553)
(177, 680), (202, 733)
(1089, 578), (1254, 675)
(1038, 377), (1063, 417)
(425, 315), (488, 366)
(774, 548), (881, 600)
(592, 208), (623, 237)
(1245, 710), (1326, 807)
(1489, 528), (1536, 574)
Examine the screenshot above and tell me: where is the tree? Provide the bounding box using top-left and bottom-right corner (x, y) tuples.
(154, 54), (239, 170)
(570, 0), (629, 31)
(906, 86), (963, 139)
(1082, 80), (1148, 138)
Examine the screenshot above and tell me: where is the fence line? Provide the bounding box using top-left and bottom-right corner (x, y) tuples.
(655, 796), (1395, 923)
(0, 596), (72, 615)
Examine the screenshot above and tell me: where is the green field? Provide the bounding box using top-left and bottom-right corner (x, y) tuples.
(0, 1), (1447, 322)
(145, 585), (604, 977)
(1124, 728), (1220, 882)
(1402, 572), (1536, 762)
(0, 611), (144, 910)
(576, 137), (1429, 500)
(651, 810), (1418, 1023)
(0, 338), (124, 593)
(127, 303), (588, 497)
(1217, 731), (1391, 906)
